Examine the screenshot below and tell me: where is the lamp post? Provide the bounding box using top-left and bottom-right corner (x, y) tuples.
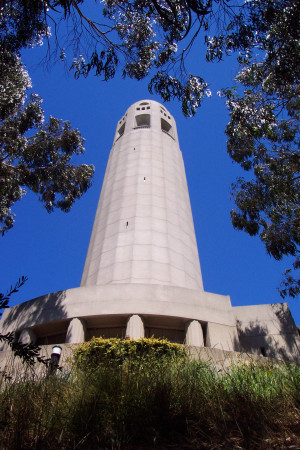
(49, 345), (62, 375)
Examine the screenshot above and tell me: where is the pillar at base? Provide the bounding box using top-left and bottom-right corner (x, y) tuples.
(66, 318), (86, 344)
(126, 315), (144, 339)
(19, 328), (37, 345)
(185, 320), (204, 347)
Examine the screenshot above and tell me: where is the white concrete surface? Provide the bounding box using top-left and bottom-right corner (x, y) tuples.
(206, 322), (240, 352)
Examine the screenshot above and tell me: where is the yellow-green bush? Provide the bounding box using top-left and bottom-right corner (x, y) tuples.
(73, 337), (187, 368)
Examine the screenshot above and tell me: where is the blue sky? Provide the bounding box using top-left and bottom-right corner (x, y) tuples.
(1, 21), (299, 327)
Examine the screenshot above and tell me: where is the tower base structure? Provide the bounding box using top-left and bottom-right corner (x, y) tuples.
(0, 283), (299, 361)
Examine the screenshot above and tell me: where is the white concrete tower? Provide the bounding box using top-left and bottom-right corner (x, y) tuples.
(1, 99), (300, 360)
(81, 100), (203, 290)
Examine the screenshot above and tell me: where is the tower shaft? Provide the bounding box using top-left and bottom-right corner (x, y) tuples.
(81, 100), (203, 290)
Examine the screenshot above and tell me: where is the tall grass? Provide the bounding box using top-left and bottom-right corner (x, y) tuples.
(0, 342), (299, 449)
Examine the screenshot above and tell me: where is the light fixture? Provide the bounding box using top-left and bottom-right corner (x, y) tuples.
(49, 345), (62, 374)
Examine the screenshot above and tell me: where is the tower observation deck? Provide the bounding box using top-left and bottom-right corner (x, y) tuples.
(0, 100), (299, 360)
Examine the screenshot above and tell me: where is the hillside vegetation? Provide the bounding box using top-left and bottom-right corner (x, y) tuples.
(0, 338), (299, 449)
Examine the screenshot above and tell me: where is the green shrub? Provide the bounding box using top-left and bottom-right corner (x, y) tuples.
(73, 337), (187, 368)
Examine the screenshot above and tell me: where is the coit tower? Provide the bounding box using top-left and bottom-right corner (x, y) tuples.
(1, 100), (298, 359)
(81, 99), (203, 291)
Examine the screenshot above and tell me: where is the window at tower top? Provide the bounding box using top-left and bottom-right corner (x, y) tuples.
(135, 113), (151, 128)
(161, 117), (173, 138)
(136, 104), (150, 112)
(117, 122), (126, 137)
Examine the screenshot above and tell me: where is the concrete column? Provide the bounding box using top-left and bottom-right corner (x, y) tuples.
(126, 314), (144, 339)
(66, 318), (86, 344)
(18, 328), (37, 345)
(185, 320), (204, 347)
(206, 322), (240, 351)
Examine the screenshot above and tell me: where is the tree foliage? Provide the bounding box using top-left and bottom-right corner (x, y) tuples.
(215, 0), (300, 298)
(1, 0), (239, 116)
(0, 2), (94, 234)
(0, 275), (27, 312)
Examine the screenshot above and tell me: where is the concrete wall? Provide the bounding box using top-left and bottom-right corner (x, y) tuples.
(206, 322), (240, 352)
(0, 343), (289, 380)
(234, 303), (300, 361)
